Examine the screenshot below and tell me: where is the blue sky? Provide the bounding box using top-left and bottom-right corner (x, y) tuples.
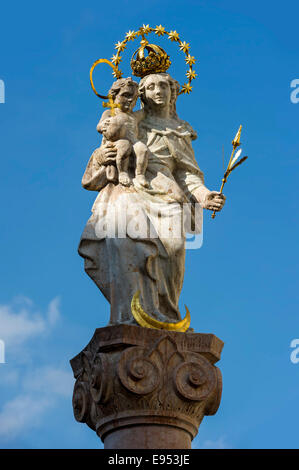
(0, 0), (298, 449)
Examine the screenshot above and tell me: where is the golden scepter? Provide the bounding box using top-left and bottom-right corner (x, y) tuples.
(211, 125), (248, 219)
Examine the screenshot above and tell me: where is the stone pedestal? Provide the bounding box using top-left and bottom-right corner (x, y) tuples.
(70, 325), (223, 449)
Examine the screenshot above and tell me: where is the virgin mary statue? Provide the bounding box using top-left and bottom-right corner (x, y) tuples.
(78, 72), (226, 326)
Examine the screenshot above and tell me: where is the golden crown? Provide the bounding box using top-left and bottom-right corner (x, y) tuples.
(131, 41), (171, 78)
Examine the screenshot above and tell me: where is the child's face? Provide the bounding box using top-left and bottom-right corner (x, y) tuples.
(114, 85), (137, 112)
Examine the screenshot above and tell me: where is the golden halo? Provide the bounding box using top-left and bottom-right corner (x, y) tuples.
(91, 25), (197, 96)
(90, 58), (122, 99)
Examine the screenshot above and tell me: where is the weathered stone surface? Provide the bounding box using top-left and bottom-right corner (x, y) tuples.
(70, 325), (223, 449)
(78, 73), (226, 327)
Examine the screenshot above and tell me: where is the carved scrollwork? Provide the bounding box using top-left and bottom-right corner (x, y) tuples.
(205, 366), (223, 415)
(72, 381), (91, 423)
(89, 353), (112, 404)
(118, 346), (160, 395)
(173, 354), (217, 401)
(70, 326), (224, 445)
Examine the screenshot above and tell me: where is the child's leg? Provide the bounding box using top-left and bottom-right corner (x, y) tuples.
(133, 142), (149, 187)
(115, 139), (132, 186)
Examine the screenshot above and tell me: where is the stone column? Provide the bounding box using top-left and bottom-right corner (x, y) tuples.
(70, 325), (223, 449)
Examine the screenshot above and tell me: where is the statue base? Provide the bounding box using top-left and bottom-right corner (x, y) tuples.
(70, 324), (224, 449)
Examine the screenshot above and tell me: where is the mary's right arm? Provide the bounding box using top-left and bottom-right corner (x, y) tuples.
(82, 144), (118, 191)
(82, 148), (108, 191)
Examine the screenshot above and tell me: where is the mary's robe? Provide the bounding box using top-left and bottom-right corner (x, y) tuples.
(78, 115), (207, 325)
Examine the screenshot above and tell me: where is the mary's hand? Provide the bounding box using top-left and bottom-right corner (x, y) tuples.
(202, 191), (226, 212)
(96, 142), (117, 166)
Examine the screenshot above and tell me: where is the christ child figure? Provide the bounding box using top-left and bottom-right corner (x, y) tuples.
(97, 77), (148, 187)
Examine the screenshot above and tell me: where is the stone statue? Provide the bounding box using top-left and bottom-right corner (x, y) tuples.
(78, 71), (225, 326)
(72, 26), (228, 449)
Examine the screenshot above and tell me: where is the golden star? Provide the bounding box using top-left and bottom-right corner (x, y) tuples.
(186, 69), (197, 80)
(179, 41), (190, 53)
(168, 30), (180, 42)
(115, 41), (126, 52)
(111, 55), (122, 66)
(185, 55), (196, 66)
(154, 25), (166, 36)
(112, 69), (123, 79)
(126, 30), (137, 41)
(140, 24), (151, 35)
(181, 83), (192, 94)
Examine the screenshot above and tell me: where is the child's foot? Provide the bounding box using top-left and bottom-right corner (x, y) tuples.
(119, 172), (131, 186)
(135, 174), (149, 188)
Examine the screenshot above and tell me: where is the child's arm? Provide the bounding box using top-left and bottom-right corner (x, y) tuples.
(96, 109), (112, 134)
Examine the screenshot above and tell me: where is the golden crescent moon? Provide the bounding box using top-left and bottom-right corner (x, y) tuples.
(131, 291), (191, 332)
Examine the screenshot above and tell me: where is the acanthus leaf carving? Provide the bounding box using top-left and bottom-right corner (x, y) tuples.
(70, 326), (224, 444)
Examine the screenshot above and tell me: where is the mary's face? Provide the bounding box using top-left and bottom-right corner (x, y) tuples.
(143, 75), (171, 108)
